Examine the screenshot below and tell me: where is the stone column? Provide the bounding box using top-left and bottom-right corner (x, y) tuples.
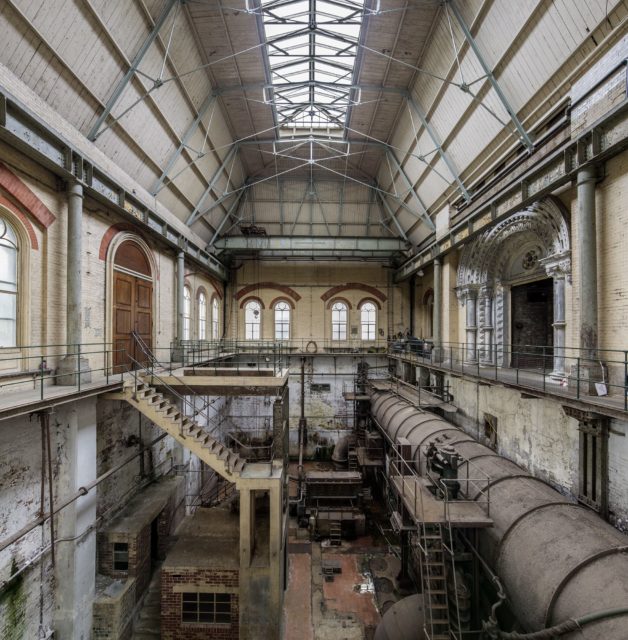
(577, 167), (598, 359)
(542, 254), (570, 379)
(176, 251), (185, 341)
(457, 285), (479, 363)
(433, 258), (442, 361)
(479, 286), (494, 365)
(57, 181), (91, 384)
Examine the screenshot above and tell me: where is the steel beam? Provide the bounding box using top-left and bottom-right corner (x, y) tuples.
(213, 236), (407, 252)
(151, 92), (217, 194)
(186, 144), (240, 226)
(447, 0), (534, 152)
(406, 94), (470, 201)
(386, 151), (436, 231)
(207, 188), (248, 249)
(88, 0), (179, 141)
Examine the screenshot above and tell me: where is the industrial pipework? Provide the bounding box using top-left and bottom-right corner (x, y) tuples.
(370, 390), (628, 640)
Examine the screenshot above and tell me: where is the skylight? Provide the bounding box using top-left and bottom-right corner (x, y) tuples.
(259, 0), (365, 135)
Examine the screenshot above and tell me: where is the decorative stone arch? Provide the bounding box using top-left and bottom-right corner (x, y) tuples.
(321, 283), (386, 303)
(456, 197), (570, 376)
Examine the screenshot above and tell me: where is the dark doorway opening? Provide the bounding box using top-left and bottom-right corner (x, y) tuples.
(511, 279), (553, 370)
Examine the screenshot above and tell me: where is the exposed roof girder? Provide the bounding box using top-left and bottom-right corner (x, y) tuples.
(213, 235), (407, 253)
(88, 0), (179, 141)
(151, 91), (217, 195)
(406, 94), (471, 202)
(446, 0), (534, 152)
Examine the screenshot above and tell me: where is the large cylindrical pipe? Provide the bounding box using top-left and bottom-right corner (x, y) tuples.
(370, 390), (628, 639)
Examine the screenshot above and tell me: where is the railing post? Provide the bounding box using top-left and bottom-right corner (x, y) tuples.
(624, 351), (627, 412)
(543, 346), (546, 393)
(77, 343), (81, 392)
(577, 357), (581, 399)
(40, 355), (45, 400)
(104, 341), (109, 384)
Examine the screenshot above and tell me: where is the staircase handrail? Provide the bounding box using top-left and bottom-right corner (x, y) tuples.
(126, 347), (221, 438)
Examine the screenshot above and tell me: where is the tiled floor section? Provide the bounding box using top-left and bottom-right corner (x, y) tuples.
(321, 553), (380, 629)
(283, 552), (314, 640)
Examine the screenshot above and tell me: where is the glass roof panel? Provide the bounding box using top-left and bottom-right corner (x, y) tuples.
(260, 0), (365, 133)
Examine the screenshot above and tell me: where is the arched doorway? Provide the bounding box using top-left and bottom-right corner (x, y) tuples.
(112, 240), (153, 371)
(456, 197), (571, 377)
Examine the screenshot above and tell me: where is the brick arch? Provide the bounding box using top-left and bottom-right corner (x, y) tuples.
(208, 275), (224, 300)
(0, 196), (39, 250)
(235, 282), (301, 301)
(357, 297), (381, 310)
(0, 162), (56, 230)
(326, 297), (352, 310)
(239, 296), (266, 309)
(270, 296), (295, 309)
(321, 283), (387, 303)
(99, 223), (147, 260)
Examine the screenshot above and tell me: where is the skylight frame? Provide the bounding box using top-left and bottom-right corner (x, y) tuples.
(260, 0), (366, 134)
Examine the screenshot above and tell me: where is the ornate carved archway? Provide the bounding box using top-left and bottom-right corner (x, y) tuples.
(456, 197), (571, 376)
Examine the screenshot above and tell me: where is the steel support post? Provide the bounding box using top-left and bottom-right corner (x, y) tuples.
(433, 257), (442, 361)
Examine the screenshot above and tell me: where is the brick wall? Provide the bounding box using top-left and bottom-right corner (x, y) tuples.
(92, 578), (136, 640)
(161, 568), (240, 640)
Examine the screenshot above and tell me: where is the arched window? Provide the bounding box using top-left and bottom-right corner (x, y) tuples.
(183, 285), (191, 340)
(198, 291), (207, 340)
(245, 300), (261, 340)
(331, 301), (347, 341)
(212, 297), (219, 340)
(274, 301), (290, 340)
(360, 302), (376, 340)
(0, 218), (18, 347)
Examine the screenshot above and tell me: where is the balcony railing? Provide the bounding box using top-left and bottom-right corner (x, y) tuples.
(390, 341), (628, 411)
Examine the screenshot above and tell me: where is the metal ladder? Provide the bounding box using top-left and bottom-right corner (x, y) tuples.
(420, 523), (451, 640)
(329, 521), (342, 546)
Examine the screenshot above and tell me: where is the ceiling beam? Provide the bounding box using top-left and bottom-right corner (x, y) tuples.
(376, 189), (409, 243)
(447, 0), (534, 152)
(88, 0), (179, 141)
(213, 236), (407, 252)
(206, 188), (248, 249)
(406, 94), (471, 202)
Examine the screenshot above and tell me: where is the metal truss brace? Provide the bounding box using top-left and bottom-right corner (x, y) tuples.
(88, 0), (179, 141)
(151, 92), (217, 194)
(376, 190), (409, 242)
(386, 151), (436, 231)
(447, 0), (534, 152)
(406, 94), (470, 201)
(207, 188), (248, 249)
(186, 143), (240, 226)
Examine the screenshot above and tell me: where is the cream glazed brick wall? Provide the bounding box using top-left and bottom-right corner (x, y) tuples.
(228, 262), (404, 342)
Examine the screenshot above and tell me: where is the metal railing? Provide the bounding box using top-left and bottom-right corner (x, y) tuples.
(390, 341), (628, 410)
(0, 341), (126, 403)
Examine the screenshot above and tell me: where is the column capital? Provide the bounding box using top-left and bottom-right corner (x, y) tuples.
(455, 283), (479, 305)
(540, 250), (571, 281)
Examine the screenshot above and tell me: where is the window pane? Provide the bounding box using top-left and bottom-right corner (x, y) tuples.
(0, 243), (17, 290)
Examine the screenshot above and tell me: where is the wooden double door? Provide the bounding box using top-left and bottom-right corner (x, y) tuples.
(113, 270), (153, 372)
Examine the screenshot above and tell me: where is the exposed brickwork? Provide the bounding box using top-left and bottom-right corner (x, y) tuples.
(98, 223), (147, 260)
(161, 568), (240, 640)
(324, 296), (352, 310)
(238, 295), (265, 309)
(0, 162), (56, 228)
(269, 296), (295, 309)
(320, 283), (387, 302)
(92, 578), (136, 640)
(235, 282), (301, 301)
(357, 296), (381, 310)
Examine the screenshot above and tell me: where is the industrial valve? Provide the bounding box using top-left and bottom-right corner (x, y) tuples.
(426, 442), (462, 500)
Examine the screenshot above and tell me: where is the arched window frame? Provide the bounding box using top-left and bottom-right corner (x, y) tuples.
(0, 217), (20, 349)
(197, 289), (207, 340)
(331, 301), (348, 341)
(183, 284), (192, 340)
(244, 299), (262, 340)
(212, 296), (220, 340)
(359, 301), (377, 341)
(273, 299), (291, 341)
